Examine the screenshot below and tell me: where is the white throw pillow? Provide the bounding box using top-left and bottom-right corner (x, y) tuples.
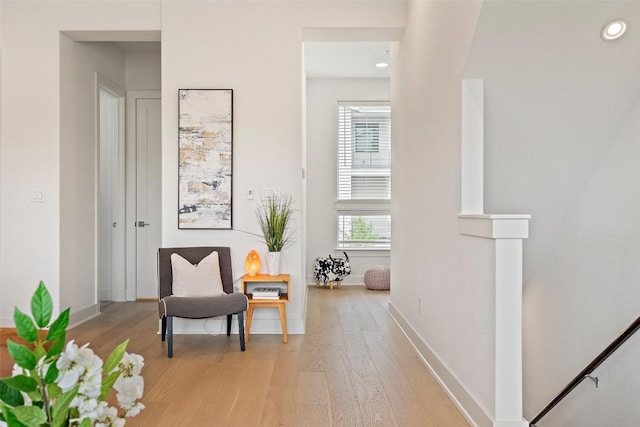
(171, 251), (225, 297)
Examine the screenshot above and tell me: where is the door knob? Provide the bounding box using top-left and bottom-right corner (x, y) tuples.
(136, 221), (151, 227)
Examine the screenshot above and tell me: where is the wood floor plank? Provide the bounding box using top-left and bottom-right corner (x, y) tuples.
(323, 344), (365, 426)
(0, 286), (470, 427)
(294, 371), (332, 427)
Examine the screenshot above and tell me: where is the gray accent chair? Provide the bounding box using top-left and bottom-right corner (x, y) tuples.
(158, 247), (248, 357)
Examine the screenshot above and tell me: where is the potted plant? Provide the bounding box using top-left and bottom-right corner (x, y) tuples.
(0, 282), (144, 427)
(256, 193), (294, 275)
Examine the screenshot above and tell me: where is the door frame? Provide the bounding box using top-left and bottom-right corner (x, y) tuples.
(125, 90), (161, 301)
(96, 73), (126, 303)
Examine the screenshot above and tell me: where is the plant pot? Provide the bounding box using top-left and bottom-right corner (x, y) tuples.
(265, 251), (281, 276)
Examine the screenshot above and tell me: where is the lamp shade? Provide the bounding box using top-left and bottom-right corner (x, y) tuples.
(245, 250), (261, 276)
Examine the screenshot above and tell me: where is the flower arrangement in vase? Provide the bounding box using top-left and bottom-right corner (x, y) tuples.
(256, 193), (294, 276)
(0, 282), (144, 427)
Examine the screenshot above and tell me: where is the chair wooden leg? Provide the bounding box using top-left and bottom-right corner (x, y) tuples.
(226, 314), (232, 336)
(167, 316), (174, 358)
(161, 317), (167, 341)
(237, 312), (246, 352)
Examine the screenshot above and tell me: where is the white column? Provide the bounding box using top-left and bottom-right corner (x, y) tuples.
(461, 79), (484, 214)
(458, 214), (530, 427)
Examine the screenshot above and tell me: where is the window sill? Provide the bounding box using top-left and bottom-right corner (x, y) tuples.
(334, 248), (390, 257)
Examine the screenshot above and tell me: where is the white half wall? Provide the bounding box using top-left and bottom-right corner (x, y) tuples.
(305, 77), (390, 285)
(464, 1), (640, 421)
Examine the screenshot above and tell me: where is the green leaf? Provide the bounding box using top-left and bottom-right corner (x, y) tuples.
(13, 406), (47, 426)
(31, 281), (53, 328)
(32, 343), (46, 361)
(7, 340), (36, 370)
(51, 387), (77, 427)
(78, 417), (92, 427)
(45, 308), (69, 342)
(3, 376), (37, 393)
(45, 336), (65, 361)
(44, 362), (59, 385)
(13, 308), (37, 344)
(46, 383), (61, 401)
(0, 380), (24, 407)
(103, 339), (128, 374)
(99, 371), (121, 401)
(25, 390), (41, 403)
(0, 405), (28, 427)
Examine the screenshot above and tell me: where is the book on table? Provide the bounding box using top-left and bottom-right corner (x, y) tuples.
(252, 287), (280, 299)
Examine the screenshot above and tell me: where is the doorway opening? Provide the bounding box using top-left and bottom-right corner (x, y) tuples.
(302, 31), (400, 295)
(59, 33), (161, 323)
(97, 76), (126, 305)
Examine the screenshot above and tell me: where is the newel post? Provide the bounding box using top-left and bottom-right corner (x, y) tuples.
(458, 215), (530, 427)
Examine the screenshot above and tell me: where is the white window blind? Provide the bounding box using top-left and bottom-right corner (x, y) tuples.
(338, 102), (391, 200)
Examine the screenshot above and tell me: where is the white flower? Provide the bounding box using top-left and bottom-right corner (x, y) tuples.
(94, 402), (126, 427)
(124, 402), (145, 418)
(115, 376), (143, 401)
(71, 395), (100, 420)
(57, 340), (80, 371)
(114, 352), (144, 417)
(57, 363), (84, 391)
(116, 353), (144, 377)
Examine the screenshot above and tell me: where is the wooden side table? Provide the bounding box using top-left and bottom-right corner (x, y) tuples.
(241, 273), (290, 343)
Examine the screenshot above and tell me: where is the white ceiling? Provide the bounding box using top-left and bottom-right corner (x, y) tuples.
(113, 41), (391, 78)
(304, 42), (391, 79)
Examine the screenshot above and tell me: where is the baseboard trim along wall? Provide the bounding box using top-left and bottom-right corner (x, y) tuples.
(388, 301), (493, 427)
(2, 304), (101, 340)
(169, 317), (305, 336)
(68, 304), (100, 329)
(0, 327), (20, 344)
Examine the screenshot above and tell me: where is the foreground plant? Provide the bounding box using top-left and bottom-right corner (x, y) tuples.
(0, 282), (144, 427)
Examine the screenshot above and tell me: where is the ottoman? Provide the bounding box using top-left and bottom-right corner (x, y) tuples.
(364, 266), (390, 290)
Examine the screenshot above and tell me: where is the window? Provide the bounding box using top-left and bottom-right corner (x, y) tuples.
(337, 213), (391, 249)
(337, 102), (391, 249)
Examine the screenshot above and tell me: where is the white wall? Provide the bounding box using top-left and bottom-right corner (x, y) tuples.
(464, 1), (640, 421)
(60, 37), (126, 317)
(391, 1), (495, 425)
(0, 0), (160, 325)
(305, 77), (390, 285)
(125, 51), (160, 90)
(160, 1), (404, 334)
(0, 0), (405, 335)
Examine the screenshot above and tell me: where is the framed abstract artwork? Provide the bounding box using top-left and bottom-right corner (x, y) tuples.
(178, 89), (233, 229)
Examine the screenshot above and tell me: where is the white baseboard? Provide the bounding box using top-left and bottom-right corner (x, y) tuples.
(168, 316), (305, 336)
(306, 276), (365, 286)
(388, 301), (493, 427)
(68, 303), (100, 329)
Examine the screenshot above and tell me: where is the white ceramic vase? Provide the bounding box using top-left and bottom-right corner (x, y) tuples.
(265, 251), (281, 276)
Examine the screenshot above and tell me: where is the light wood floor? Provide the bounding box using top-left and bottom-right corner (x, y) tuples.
(1, 286), (469, 427)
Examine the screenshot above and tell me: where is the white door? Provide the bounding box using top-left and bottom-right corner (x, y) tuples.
(98, 77), (126, 303)
(130, 96), (161, 299)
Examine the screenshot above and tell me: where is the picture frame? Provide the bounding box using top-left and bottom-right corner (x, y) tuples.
(178, 89), (233, 229)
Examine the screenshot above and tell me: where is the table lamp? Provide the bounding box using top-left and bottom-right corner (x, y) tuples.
(245, 250), (261, 276)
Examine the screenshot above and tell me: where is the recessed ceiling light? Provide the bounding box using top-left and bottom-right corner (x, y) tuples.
(375, 62), (389, 68)
(601, 18), (628, 41)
